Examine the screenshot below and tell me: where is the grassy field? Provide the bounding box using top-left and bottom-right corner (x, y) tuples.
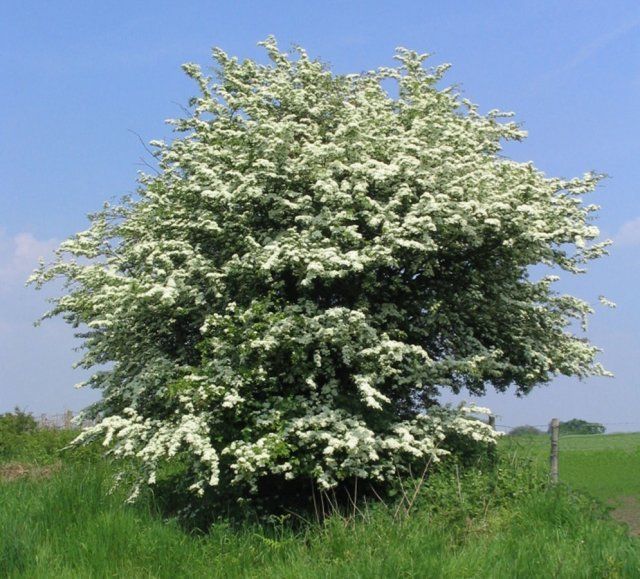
(501, 432), (640, 502)
(1, 426), (639, 578)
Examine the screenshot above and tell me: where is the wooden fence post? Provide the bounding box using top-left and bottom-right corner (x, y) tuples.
(550, 418), (559, 483)
(488, 415), (496, 430)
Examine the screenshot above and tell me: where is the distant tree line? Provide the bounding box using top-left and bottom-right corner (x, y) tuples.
(508, 425), (544, 436)
(508, 419), (606, 436)
(555, 419), (606, 435)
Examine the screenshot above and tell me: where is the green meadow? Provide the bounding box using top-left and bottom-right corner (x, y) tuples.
(1, 427), (639, 578)
(501, 432), (640, 502)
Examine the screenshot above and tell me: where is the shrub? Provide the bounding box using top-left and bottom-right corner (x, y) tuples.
(31, 38), (608, 509)
(0, 407), (38, 435)
(0, 408), (39, 461)
(0, 409), (103, 465)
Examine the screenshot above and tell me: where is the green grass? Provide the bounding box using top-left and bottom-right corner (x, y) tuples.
(1, 429), (639, 578)
(501, 432), (640, 502)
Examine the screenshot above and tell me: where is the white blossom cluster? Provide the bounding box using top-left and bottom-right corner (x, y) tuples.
(32, 38), (608, 497)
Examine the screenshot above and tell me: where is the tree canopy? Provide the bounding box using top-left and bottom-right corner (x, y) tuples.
(508, 425), (544, 437)
(31, 38), (609, 502)
(557, 419), (606, 435)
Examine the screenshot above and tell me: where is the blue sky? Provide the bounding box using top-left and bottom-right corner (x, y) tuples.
(1, 0), (639, 430)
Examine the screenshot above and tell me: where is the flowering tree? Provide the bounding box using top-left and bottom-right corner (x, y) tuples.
(31, 38), (608, 501)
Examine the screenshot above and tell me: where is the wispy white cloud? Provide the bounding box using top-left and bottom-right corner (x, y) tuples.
(614, 217), (640, 247)
(531, 17), (640, 89)
(562, 18), (640, 73)
(0, 229), (58, 290)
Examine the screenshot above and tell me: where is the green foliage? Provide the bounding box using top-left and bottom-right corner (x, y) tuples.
(557, 418), (606, 435)
(0, 409), (72, 463)
(0, 408), (38, 435)
(508, 424), (544, 436)
(0, 409), (103, 465)
(409, 454), (547, 524)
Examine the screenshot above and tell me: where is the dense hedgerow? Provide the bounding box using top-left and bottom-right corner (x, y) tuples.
(31, 38), (608, 504)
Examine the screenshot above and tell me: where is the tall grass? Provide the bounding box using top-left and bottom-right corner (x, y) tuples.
(1, 455), (638, 578)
